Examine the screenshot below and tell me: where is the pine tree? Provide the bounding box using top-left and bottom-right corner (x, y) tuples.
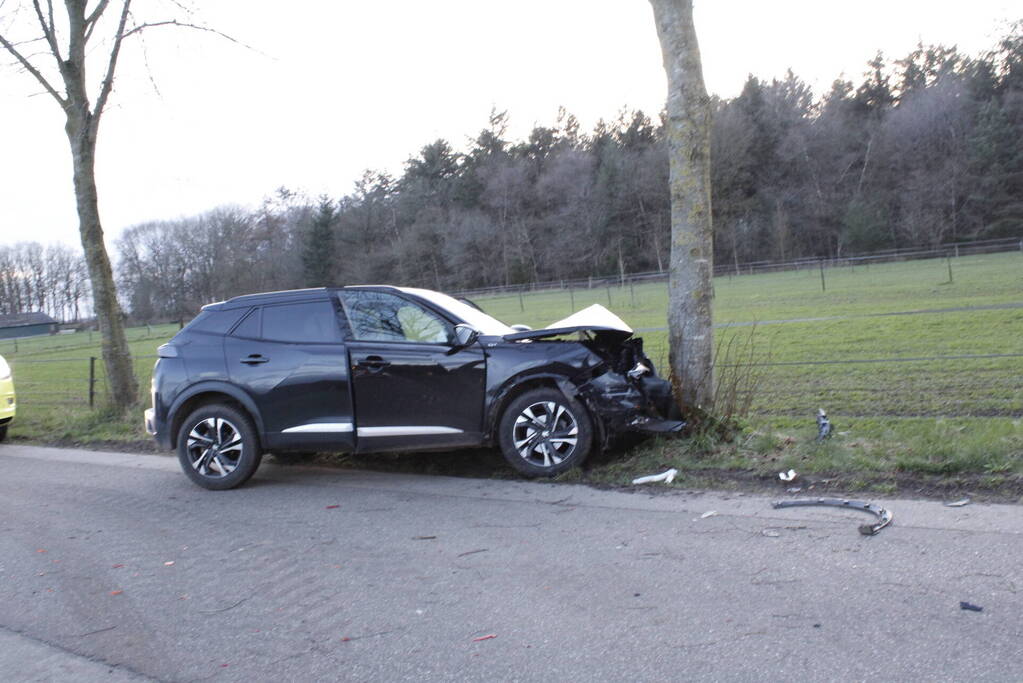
(302, 197), (338, 287)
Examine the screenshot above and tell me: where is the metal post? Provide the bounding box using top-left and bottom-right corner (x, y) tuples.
(947, 252), (954, 283)
(819, 259), (826, 292)
(629, 279), (636, 307)
(88, 356), (96, 408)
(569, 286), (575, 312)
(606, 286), (612, 307)
(518, 290), (524, 312)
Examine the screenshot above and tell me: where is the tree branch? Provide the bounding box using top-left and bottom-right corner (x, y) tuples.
(84, 0), (111, 43)
(0, 29), (65, 106)
(31, 0), (62, 61)
(121, 18), (245, 48)
(91, 0), (131, 123)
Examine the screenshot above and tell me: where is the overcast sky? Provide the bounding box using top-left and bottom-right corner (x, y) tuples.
(0, 0), (1018, 249)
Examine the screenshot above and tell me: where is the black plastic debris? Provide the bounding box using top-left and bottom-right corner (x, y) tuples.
(772, 497), (893, 535)
(960, 601), (983, 612)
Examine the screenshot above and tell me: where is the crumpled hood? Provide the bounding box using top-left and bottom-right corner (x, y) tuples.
(503, 304), (634, 342)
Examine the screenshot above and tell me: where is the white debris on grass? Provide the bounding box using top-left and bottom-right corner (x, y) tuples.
(631, 468), (678, 485)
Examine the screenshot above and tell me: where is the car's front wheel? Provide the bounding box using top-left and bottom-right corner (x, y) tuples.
(176, 404), (262, 490)
(498, 388), (593, 477)
(0, 424), (7, 443)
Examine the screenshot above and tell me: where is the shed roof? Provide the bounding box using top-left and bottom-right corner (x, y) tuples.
(0, 312), (59, 328)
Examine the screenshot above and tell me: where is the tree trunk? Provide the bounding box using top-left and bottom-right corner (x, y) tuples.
(65, 109), (138, 409)
(650, 0), (715, 413)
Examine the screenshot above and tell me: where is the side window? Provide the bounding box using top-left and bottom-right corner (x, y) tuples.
(339, 291), (453, 344)
(188, 308), (246, 335)
(231, 308), (260, 339)
(262, 301), (341, 343)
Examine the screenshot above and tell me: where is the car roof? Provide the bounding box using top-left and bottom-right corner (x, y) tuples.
(211, 285), (412, 310)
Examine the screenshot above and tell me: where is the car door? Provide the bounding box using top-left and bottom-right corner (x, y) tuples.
(338, 289), (486, 453)
(224, 298), (356, 451)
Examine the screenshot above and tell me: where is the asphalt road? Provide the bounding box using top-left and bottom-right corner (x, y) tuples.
(2, 445), (1021, 682)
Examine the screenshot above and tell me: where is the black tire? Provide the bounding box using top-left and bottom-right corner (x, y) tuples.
(498, 388), (593, 477)
(176, 404), (262, 490)
(0, 424), (7, 443)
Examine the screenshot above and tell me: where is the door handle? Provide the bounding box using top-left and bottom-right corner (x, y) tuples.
(358, 355), (389, 372)
(240, 354), (270, 365)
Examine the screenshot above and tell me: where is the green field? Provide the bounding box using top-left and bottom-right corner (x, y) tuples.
(2, 252), (1022, 490)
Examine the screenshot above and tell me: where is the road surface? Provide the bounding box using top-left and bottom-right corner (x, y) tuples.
(1, 445), (1021, 681)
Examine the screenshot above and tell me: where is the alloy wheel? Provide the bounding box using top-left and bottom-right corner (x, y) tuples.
(512, 400), (579, 468)
(185, 417), (244, 478)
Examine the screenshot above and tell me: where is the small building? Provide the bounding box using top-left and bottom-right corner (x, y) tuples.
(0, 312), (60, 339)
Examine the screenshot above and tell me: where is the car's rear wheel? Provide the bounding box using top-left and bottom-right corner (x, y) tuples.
(498, 388), (593, 477)
(176, 404), (261, 490)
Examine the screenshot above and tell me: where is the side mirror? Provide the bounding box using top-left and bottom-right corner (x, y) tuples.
(453, 323), (480, 348)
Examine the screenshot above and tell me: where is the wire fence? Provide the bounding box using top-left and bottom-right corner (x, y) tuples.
(0, 324), (178, 359)
(10, 355), (158, 408)
(453, 236), (1023, 300)
(8, 350), (1021, 419)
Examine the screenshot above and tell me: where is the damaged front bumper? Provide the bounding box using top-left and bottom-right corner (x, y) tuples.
(571, 372), (685, 439)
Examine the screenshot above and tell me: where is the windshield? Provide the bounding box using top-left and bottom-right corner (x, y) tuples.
(398, 287), (514, 336)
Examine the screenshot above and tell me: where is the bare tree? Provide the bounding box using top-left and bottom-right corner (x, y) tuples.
(648, 0), (715, 414)
(0, 1), (149, 406)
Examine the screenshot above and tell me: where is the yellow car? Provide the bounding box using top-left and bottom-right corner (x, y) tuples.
(0, 354), (14, 442)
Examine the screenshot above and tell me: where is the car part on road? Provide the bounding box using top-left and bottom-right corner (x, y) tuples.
(498, 388), (593, 477)
(959, 601), (983, 612)
(816, 409), (832, 442)
(944, 497), (971, 507)
(772, 497), (893, 536)
(176, 404), (262, 490)
(631, 468), (678, 485)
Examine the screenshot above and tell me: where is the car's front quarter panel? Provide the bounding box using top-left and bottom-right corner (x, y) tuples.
(481, 338), (601, 430)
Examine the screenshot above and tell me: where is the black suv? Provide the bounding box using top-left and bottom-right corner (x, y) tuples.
(145, 286), (683, 489)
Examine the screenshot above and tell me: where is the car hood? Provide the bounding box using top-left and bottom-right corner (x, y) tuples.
(503, 304), (634, 342)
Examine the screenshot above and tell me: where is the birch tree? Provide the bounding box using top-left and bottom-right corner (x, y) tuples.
(648, 0), (715, 414)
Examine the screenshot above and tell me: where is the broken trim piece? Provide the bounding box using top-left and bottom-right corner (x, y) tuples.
(772, 497), (893, 536)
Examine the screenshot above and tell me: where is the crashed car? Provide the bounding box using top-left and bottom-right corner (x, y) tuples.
(145, 286), (683, 489)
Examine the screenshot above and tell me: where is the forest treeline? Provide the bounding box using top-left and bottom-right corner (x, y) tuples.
(4, 25), (1022, 323)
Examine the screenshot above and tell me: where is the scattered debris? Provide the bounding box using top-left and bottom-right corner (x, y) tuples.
(112, 564), (124, 569)
(632, 468), (678, 485)
(778, 469), (798, 482)
(109, 590), (123, 596)
(413, 536), (437, 540)
(164, 561), (175, 566)
(772, 497), (893, 536)
(960, 601), (983, 612)
(325, 505), (340, 509)
(786, 487), (803, 493)
(761, 528), (781, 538)
(945, 498), (971, 508)
(699, 510), (718, 519)
(457, 549), (489, 558)
(472, 634), (497, 642)
(816, 409), (832, 442)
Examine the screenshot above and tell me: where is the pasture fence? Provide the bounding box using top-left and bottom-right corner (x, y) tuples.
(9, 350), (1021, 420)
(453, 236), (1023, 303)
